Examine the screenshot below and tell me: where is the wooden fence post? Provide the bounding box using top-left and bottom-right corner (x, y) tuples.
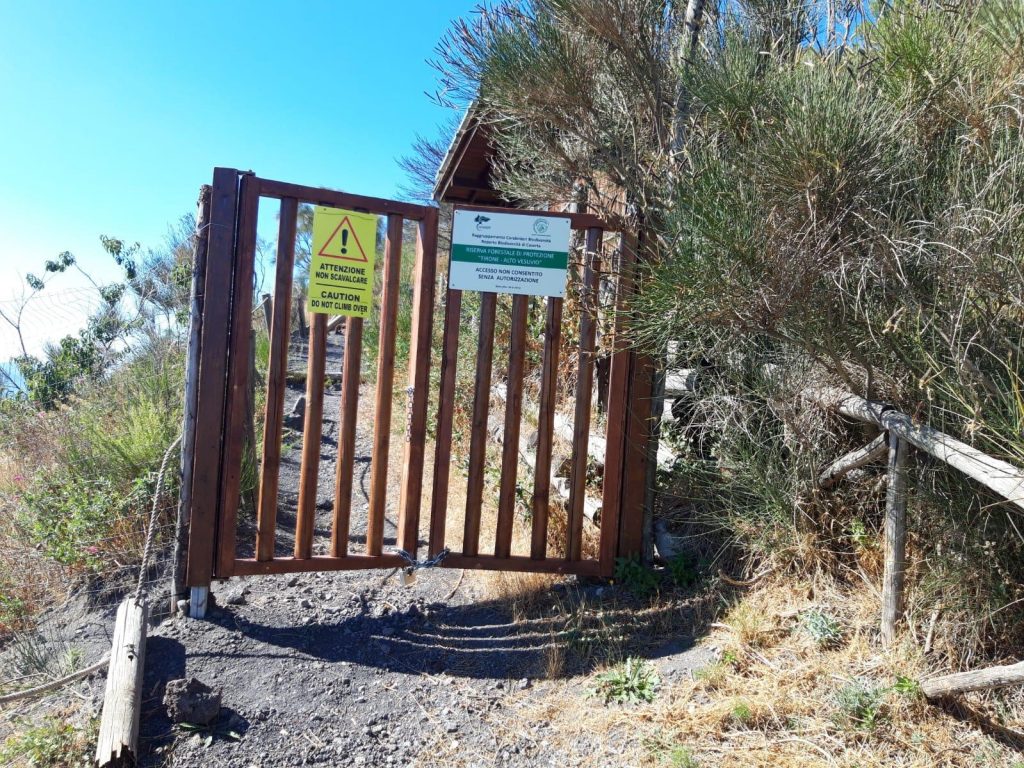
(882, 431), (909, 647)
(172, 184), (210, 612)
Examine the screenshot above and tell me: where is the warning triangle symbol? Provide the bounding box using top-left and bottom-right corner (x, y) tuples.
(318, 216), (369, 262)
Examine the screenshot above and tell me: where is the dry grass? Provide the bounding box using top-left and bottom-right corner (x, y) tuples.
(414, 577), (1024, 768)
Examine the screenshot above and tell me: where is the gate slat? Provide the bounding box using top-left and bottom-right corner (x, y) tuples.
(185, 168), (238, 587)
(600, 232), (636, 575)
(463, 291), (497, 557)
(330, 316), (363, 557)
(531, 297), (563, 559)
(295, 313), (328, 559)
(495, 294), (529, 559)
(255, 197), (298, 561)
(215, 173), (259, 577)
(366, 215), (404, 556)
(567, 227), (603, 561)
(428, 288), (462, 557)
(397, 208), (439, 556)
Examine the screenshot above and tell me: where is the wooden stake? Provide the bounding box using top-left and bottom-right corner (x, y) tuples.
(882, 432), (909, 647)
(95, 598), (148, 768)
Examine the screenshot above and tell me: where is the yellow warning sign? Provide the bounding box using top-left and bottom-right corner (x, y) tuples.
(306, 206), (377, 317)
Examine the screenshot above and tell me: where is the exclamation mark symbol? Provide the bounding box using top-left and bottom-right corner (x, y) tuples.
(341, 228), (348, 255)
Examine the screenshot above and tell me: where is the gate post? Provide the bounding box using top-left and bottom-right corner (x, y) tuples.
(185, 167), (240, 617)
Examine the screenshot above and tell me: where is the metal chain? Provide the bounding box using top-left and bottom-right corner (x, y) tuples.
(134, 434), (182, 602)
(392, 547), (450, 575)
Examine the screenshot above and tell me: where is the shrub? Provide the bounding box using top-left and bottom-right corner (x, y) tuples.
(798, 609), (844, 649)
(834, 679), (887, 731)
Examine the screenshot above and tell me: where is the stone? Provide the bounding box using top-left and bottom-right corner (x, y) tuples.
(163, 677), (222, 725)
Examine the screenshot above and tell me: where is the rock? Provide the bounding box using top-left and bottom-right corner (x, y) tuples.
(224, 584), (250, 606)
(164, 677), (222, 725)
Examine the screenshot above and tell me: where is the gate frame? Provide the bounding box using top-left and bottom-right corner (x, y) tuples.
(184, 168), (651, 605)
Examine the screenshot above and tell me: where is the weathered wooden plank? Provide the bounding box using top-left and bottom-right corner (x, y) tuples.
(186, 168), (238, 588)
(366, 214), (404, 556)
(428, 289), (462, 557)
(531, 297), (563, 559)
(215, 173), (259, 577)
(568, 227), (603, 560)
(255, 197), (298, 561)
(294, 313), (328, 559)
(397, 208), (439, 556)
(94, 598), (148, 768)
(232, 554), (406, 576)
(330, 316), (363, 557)
(922, 660), (1024, 699)
(463, 292), (498, 557)
(257, 177), (429, 221)
(495, 294), (529, 559)
(808, 386), (1024, 511)
(882, 432), (909, 647)
(173, 184), (211, 608)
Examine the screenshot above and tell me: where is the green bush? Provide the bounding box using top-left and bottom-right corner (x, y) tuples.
(21, 474), (145, 570)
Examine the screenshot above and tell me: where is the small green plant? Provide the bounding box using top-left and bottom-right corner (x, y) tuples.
(849, 519), (877, 553)
(0, 716), (95, 766)
(892, 675), (921, 698)
(614, 556), (659, 598)
(834, 679), (887, 731)
(798, 609), (844, 649)
(666, 553), (698, 588)
(667, 745), (699, 768)
(730, 699), (753, 727)
(591, 657), (660, 704)
(177, 721), (242, 746)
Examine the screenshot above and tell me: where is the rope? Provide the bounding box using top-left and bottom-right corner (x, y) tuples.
(0, 657), (110, 708)
(134, 434), (181, 602)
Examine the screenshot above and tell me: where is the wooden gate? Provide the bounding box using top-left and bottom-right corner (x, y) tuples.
(184, 168), (648, 593)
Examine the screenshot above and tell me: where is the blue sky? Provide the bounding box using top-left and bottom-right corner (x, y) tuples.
(0, 1), (476, 359)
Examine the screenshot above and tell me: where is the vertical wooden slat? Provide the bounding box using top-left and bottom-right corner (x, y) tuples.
(463, 292), (498, 557)
(294, 313), (328, 559)
(617, 228), (656, 562)
(881, 432), (909, 647)
(600, 232), (637, 576)
(567, 227), (603, 561)
(366, 214), (404, 556)
(428, 288), (462, 557)
(255, 197), (298, 561)
(215, 173), (259, 577)
(619, 353), (654, 559)
(530, 297), (563, 559)
(495, 294), (530, 559)
(397, 208), (439, 556)
(186, 168), (237, 588)
(330, 316), (363, 557)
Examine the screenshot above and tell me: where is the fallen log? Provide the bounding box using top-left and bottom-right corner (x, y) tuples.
(922, 660), (1024, 699)
(95, 597), (148, 768)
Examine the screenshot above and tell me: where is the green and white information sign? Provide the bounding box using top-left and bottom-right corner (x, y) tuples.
(449, 209), (572, 297)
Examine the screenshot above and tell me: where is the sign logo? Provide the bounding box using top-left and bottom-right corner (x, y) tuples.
(317, 215), (369, 262)
(533, 218), (550, 235)
(474, 214), (491, 231)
